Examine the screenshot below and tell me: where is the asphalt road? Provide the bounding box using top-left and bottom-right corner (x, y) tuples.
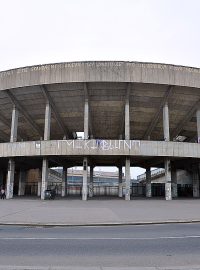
(0, 223), (200, 269)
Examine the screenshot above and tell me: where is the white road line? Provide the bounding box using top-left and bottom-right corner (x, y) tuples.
(0, 235), (200, 240)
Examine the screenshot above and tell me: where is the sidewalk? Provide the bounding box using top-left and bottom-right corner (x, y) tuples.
(0, 197), (200, 226)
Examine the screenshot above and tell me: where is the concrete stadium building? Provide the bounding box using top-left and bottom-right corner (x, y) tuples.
(0, 61), (200, 200)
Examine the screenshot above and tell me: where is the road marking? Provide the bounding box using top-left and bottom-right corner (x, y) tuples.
(0, 235), (200, 240)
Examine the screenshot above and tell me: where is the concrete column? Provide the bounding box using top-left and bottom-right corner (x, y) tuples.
(37, 181), (41, 196)
(164, 158), (172, 200)
(125, 96), (130, 140)
(6, 159), (15, 199)
(163, 102), (170, 141)
(18, 170), (26, 196)
(146, 167), (152, 198)
(118, 166), (123, 197)
(10, 106), (19, 142)
(82, 157), (88, 200)
(6, 107), (19, 199)
(61, 167), (67, 197)
(171, 168), (178, 198)
(196, 110), (200, 142)
(196, 111), (200, 197)
(41, 102), (51, 199)
(44, 101), (51, 140)
(41, 158), (48, 200)
(125, 158), (131, 200)
(89, 166), (94, 198)
(192, 165), (199, 197)
(6, 107), (19, 198)
(0, 171), (3, 188)
(84, 98), (89, 139)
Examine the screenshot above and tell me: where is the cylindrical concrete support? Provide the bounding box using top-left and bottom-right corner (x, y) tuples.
(171, 168), (178, 198)
(82, 157), (88, 200)
(61, 167), (67, 197)
(163, 102), (170, 141)
(6, 106), (19, 199)
(44, 101), (51, 140)
(0, 171), (4, 187)
(84, 98), (89, 139)
(41, 158), (49, 200)
(89, 166), (94, 198)
(37, 181), (41, 197)
(125, 158), (131, 200)
(146, 167), (152, 198)
(196, 110), (200, 143)
(125, 97), (130, 140)
(118, 166), (123, 197)
(41, 102), (51, 199)
(164, 158), (172, 200)
(18, 170), (26, 196)
(6, 158), (15, 199)
(10, 106), (19, 143)
(192, 165), (199, 198)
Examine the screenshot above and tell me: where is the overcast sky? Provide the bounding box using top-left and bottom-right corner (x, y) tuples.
(0, 0), (199, 177)
(0, 0), (200, 71)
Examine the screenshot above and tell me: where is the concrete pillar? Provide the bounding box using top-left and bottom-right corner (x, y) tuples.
(41, 102), (51, 199)
(196, 111), (200, 196)
(171, 168), (178, 198)
(82, 157), (88, 200)
(6, 106), (19, 199)
(118, 166), (123, 197)
(146, 167), (152, 198)
(196, 110), (200, 143)
(164, 158), (172, 200)
(41, 158), (49, 200)
(125, 95), (130, 140)
(37, 181), (41, 196)
(18, 170), (26, 196)
(163, 102), (170, 141)
(125, 158), (131, 200)
(84, 98), (89, 140)
(10, 106), (19, 143)
(44, 101), (51, 140)
(89, 166), (94, 197)
(163, 102), (172, 200)
(61, 167), (67, 197)
(192, 165), (199, 197)
(83, 93), (89, 200)
(0, 171), (4, 187)
(6, 159), (15, 199)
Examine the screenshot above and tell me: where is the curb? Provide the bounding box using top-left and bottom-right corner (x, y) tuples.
(0, 219), (200, 227)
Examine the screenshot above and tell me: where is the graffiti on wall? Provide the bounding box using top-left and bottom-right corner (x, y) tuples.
(62, 139), (140, 151)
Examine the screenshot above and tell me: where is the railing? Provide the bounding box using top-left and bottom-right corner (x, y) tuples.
(137, 168), (165, 182)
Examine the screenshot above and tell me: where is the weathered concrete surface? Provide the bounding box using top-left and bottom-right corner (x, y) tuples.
(0, 198), (200, 226)
(0, 61), (200, 144)
(0, 140), (199, 158)
(1, 61), (200, 90)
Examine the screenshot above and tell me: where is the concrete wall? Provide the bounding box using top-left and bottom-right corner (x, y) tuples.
(1, 62), (200, 91)
(0, 140), (200, 159)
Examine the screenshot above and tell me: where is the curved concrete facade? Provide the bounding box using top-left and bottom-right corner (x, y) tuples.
(1, 61), (200, 90)
(0, 61), (200, 201)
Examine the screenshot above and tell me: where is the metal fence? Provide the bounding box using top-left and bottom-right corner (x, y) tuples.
(23, 182), (194, 198)
(67, 185), (82, 196)
(25, 182), (38, 196)
(47, 183), (62, 195)
(93, 186), (119, 196)
(131, 184), (146, 196)
(152, 183), (165, 197)
(177, 184), (193, 197)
